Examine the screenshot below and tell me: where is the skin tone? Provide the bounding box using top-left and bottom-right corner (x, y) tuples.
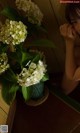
(60, 20), (80, 94)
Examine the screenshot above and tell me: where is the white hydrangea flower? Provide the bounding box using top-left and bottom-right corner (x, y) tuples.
(17, 60), (46, 87)
(15, 0), (43, 25)
(0, 19), (27, 45)
(0, 53), (9, 74)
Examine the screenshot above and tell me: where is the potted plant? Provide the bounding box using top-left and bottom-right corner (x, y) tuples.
(0, 0), (55, 106)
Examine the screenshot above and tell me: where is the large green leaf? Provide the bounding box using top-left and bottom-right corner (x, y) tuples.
(9, 84), (19, 93)
(21, 52), (32, 63)
(10, 47), (32, 66)
(1, 6), (20, 20)
(32, 53), (41, 63)
(14, 51), (22, 64)
(3, 68), (17, 83)
(0, 43), (8, 53)
(10, 51), (22, 64)
(30, 39), (56, 48)
(22, 86), (32, 101)
(1, 82), (17, 105)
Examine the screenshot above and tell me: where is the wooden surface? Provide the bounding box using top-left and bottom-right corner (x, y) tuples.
(0, 89), (10, 125)
(0, 87), (16, 133)
(12, 92), (80, 133)
(6, 100), (16, 133)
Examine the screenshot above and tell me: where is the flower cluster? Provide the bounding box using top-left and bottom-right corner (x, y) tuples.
(0, 53), (9, 74)
(0, 20), (27, 45)
(17, 60), (46, 87)
(15, 0), (43, 25)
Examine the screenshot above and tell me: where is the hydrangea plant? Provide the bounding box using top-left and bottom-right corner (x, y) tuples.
(17, 60), (47, 87)
(0, 0), (55, 105)
(0, 20), (27, 45)
(0, 53), (9, 74)
(16, 0), (43, 25)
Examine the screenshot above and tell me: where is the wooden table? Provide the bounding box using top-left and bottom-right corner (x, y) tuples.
(12, 91), (80, 133)
(0, 88), (16, 133)
(0, 89), (10, 125)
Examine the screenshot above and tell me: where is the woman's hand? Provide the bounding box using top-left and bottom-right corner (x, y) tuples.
(60, 23), (76, 43)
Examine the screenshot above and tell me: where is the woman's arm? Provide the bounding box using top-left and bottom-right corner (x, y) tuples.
(62, 74), (79, 94)
(60, 24), (79, 94)
(65, 39), (76, 80)
(62, 39), (79, 94)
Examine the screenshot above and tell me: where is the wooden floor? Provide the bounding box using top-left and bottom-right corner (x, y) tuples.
(12, 92), (80, 133)
(0, 89), (10, 125)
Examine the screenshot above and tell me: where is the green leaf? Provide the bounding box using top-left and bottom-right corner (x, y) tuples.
(15, 43), (23, 51)
(9, 50), (22, 65)
(15, 51), (22, 64)
(30, 39), (56, 48)
(1, 81), (16, 105)
(22, 52), (32, 63)
(22, 52), (27, 63)
(11, 46), (32, 66)
(41, 73), (49, 82)
(1, 6), (20, 20)
(9, 84), (19, 93)
(22, 86), (32, 101)
(4, 68), (17, 83)
(0, 43), (8, 53)
(32, 53), (41, 63)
